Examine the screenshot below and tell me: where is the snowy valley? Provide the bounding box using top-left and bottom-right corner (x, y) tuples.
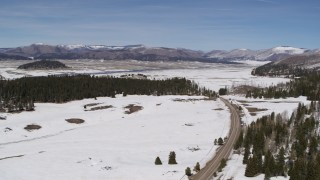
(0, 59), (315, 180)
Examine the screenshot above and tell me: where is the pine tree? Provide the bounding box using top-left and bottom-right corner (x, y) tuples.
(218, 137), (224, 145)
(277, 147), (285, 176)
(307, 160), (317, 180)
(214, 139), (217, 145)
(185, 167), (192, 176)
(155, 156), (162, 165)
(245, 157), (257, 177)
(289, 158), (307, 180)
(264, 167), (271, 180)
(168, 151), (177, 164)
(218, 158), (227, 172)
(256, 152), (263, 173)
(243, 145), (250, 164)
(234, 130), (243, 149)
(269, 153), (276, 176)
(194, 162), (200, 172)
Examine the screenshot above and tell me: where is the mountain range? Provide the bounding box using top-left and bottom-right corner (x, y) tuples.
(0, 44), (319, 63)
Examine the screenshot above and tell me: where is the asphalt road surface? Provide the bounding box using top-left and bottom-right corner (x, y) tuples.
(189, 97), (241, 180)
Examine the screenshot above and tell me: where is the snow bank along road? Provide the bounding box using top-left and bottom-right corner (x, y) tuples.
(189, 97), (241, 180)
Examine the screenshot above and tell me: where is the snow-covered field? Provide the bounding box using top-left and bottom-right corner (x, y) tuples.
(0, 95), (230, 180)
(0, 60), (289, 92)
(227, 95), (309, 124)
(0, 60), (303, 180)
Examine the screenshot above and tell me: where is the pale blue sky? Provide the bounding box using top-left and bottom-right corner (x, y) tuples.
(0, 0), (319, 50)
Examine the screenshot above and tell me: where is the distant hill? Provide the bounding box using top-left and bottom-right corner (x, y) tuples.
(0, 44), (319, 62)
(18, 60), (68, 70)
(252, 54), (320, 76)
(0, 53), (31, 60)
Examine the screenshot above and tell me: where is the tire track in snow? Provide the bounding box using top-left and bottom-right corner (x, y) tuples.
(0, 128), (76, 146)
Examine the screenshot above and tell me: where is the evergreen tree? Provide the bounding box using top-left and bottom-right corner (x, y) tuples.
(264, 167), (271, 180)
(194, 162), (200, 172)
(234, 129), (243, 149)
(256, 152), (263, 173)
(245, 156), (258, 177)
(155, 156), (162, 165)
(218, 158), (227, 172)
(185, 167), (192, 176)
(266, 152), (276, 176)
(277, 147), (286, 176)
(243, 145), (250, 164)
(289, 158), (307, 180)
(218, 137), (224, 145)
(168, 151), (177, 164)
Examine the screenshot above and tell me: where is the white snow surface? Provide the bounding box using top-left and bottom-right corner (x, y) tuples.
(0, 95), (230, 180)
(0, 60), (290, 92)
(272, 46), (306, 55)
(226, 95), (309, 124)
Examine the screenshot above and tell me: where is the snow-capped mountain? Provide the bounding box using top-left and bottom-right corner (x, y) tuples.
(1, 44), (208, 62)
(0, 44), (317, 63)
(57, 44), (145, 51)
(206, 46), (308, 61)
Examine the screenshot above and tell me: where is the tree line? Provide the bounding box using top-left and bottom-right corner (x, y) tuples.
(0, 75), (216, 112)
(246, 71), (320, 100)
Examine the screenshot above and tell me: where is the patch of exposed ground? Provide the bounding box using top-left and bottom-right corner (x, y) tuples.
(85, 105), (113, 111)
(65, 118), (85, 124)
(184, 123), (194, 126)
(245, 107), (268, 116)
(172, 98), (207, 102)
(4, 127), (12, 132)
(246, 107), (268, 113)
(213, 108), (224, 111)
(124, 104), (143, 114)
(83, 103), (101, 108)
(24, 124), (41, 131)
(187, 146), (200, 152)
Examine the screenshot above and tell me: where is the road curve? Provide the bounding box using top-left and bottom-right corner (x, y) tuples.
(189, 97), (241, 180)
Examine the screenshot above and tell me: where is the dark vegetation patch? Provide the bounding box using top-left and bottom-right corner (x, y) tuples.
(24, 124), (41, 131)
(18, 60), (68, 70)
(83, 103), (101, 108)
(250, 113), (257, 116)
(65, 118), (85, 124)
(246, 107), (268, 113)
(232, 85), (259, 94)
(101, 166), (112, 171)
(124, 104), (143, 114)
(85, 105), (113, 111)
(187, 146), (200, 152)
(4, 127), (12, 132)
(184, 123), (194, 126)
(172, 98), (207, 102)
(213, 108), (224, 111)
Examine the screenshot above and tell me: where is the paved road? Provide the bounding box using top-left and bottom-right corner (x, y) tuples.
(189, 97), (241, 180)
